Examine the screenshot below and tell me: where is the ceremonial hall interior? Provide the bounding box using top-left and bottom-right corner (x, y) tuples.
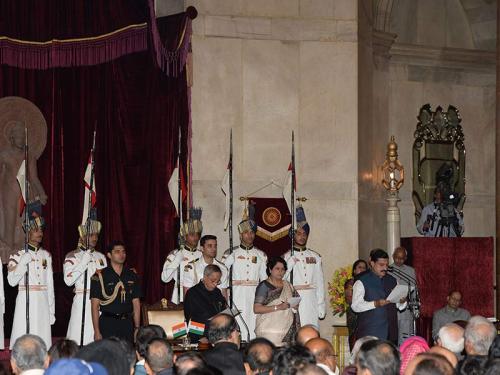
(0, 0), (499, 374)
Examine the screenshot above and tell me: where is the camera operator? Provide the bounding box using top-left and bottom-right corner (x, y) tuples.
(416, 188), (464, 237)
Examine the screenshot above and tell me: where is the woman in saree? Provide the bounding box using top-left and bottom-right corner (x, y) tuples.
(253, 256), (300, 346)
(344, 259), (368, 350)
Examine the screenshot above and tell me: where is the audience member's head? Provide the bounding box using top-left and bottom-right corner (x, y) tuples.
(48, 339), (79, 364)
(446, 291), (462, 310)
(136, 324), (167, 360)
(428, 346), (458, 368)
(355, 339), (399, 375)
(399, 336), (430, 374)
(456, 355), (488, 375)
(144, 338), (174, 374)
(437, 323), (464, 355)
(207, 313), (240, 346)
(76, 338), (129, 375)
(295, 364), (328, 375)
(412, 353), (454, 375)
(349, 336), (377, 365)
(175, 352), (210, 375)
(273, 345), (316, 375)
(107, 337), (135, 374)
(305, 338), (337, 373)
(464, 316), (496, 356)
(488, 334), (500, 360)
(244, 337), (275, 375)
(296, 324), (320, 346)
(45, 358), (108, 375)
(352, 259), (368, 276)
(484, 358), (500, 375)
(11, 334), (49, 374)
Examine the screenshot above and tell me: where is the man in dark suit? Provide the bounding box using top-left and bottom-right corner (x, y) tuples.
(203, 313), (245, 375)
(351, 249), (404, 344)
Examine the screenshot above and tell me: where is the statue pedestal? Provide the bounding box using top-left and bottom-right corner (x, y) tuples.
(386, 192), (401, 256)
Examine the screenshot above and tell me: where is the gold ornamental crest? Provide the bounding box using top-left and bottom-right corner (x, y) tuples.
(262, 207), (281, 227)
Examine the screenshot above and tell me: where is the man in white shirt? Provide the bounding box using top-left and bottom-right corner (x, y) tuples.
(10, 334), (49, 375)
(183, 234), (228, 299)
(305, 338), (339, 375)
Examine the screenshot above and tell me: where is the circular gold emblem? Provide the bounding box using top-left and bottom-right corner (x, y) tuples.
(262, 207), (281, 227)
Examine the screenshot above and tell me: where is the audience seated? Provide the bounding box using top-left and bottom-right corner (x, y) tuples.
(107, 337), (136, 374)
(342, 336), (377, 375)
(399, 336), (429, 374)
(272, 345), (316, 375)
(45, 358), (108, 375)
(456, 355), (488, 375)
(295, 364), (328, 375)
(296, 325), (320, 346)
(305, 338), (339, 375)
(355, 339), (399, 375)
(11, 334), (49, 375)
(175, 352), (213, 375)
(411, 353), (454, 375)
(244, 337), (275, 375)
(48, 339), (79, 365)
(488, 335), (500, 360)
(464, 316), (496, 356)
(76, 338), (130, 375)
(135, 325), (167, 375)
(432, 291), (470, 340)
(428, 347), (458, 368)
(144, 338), (174, 375)
(436, 323), (464, 358)
(203, 313), (245, 375)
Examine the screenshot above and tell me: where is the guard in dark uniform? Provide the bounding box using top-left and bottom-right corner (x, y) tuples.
(90, 240), (142, 343)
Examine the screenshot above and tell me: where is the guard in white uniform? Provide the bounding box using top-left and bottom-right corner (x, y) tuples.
(0, 256), (5, 350)
(284, 206), (326, 328)
(222, 209), (267, 341)
(161, 207), (203, 304)
(183, 234), (228, 298)
(8, 208), (54, 349)
(64, 219), (107, 345)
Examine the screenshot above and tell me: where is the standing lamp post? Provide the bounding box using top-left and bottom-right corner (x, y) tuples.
(381, 136), (405, 257)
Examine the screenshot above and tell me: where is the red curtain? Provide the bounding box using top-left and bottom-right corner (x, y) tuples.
(403, 237), (494, 343)
(0, 2), (191, 336)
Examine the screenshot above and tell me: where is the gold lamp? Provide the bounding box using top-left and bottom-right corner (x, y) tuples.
(381, 136), (404, 192)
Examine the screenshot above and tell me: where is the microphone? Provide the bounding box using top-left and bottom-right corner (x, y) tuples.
(388, 266), (417, 284)
(230, 300), (251, 343)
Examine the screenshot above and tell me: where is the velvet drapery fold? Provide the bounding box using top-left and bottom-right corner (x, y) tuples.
(0, 1), (192, 336)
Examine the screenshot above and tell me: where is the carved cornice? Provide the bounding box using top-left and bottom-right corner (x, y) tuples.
(390, 43), (495, 72)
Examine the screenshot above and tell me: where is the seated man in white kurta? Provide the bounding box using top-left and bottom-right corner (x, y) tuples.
(222, 209), (268, 341)
(8, 212), (54, 349)
(284, 206), (326, 328)
(63, 219), (107, 345)
(161, 207), (203, 304)
(183, 234), (228, 299)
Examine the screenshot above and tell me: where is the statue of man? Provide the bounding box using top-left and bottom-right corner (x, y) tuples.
(0, 121), (47, 259)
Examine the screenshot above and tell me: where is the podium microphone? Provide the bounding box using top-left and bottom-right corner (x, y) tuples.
(230, 301), (251, 343)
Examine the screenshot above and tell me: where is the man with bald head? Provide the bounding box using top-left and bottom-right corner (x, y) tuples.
(204, 313), (245, 375)
(144, 338), (174, 375)
(432, 291), (470, 339)
(305, 338), (339, 375)
(464, 315), (496, 356)
(244, 337), (275, 375)
(296, 324), (320, 346)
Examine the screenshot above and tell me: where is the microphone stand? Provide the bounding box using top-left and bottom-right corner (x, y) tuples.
(23, 128), (30, 334)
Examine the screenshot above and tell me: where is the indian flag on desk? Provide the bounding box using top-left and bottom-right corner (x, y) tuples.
(172, 321), (205, 338)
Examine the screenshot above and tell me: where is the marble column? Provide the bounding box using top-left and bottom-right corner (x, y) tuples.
(386, 192), (401, 256)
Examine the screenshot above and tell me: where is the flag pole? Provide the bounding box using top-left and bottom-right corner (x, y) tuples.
(80, 130), (96, 347)
(290, 131), (296, 285)
(176, 125), (183, 305)
(228, 129), (234, 308)
(24, 127), (30, 334)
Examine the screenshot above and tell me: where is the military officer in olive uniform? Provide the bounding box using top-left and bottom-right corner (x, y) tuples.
(90, 240), (142, 343)
(161, 207), (203, 304)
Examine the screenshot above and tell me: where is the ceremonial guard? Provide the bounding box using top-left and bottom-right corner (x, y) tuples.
(64, 219), (107, 345)
(8, 207), (55, 349)
(284, 206), (326, 328)
(222, 207), (267, 340)
(161, 208), (203, 304)
(0, 255), (4, 350)
(90, 241), (142, 343)
(183, 234), (229, 298)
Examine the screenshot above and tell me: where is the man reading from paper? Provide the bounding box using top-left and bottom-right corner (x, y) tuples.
(184, 264), (227, 343)
(351, 249), (407, 344)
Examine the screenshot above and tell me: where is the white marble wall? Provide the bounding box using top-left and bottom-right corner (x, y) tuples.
(184, 0), (359, 337)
